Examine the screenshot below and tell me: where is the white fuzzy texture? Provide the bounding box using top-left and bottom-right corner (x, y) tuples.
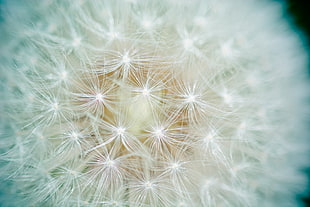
(0, 0), (309, 206)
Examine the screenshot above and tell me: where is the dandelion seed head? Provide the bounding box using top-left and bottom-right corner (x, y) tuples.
(0, 0), (309, 206)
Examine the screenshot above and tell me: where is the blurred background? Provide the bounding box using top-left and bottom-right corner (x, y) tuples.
(286, 0), (310, 206)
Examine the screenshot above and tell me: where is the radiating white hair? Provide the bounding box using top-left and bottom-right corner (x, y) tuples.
(0, 0), (309, 206)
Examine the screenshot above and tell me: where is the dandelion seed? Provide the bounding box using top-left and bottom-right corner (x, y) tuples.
(59, 71), (67, 80)
(51, 102), (59, 111)
(69, 132), (80, 141)
(122, 53), (131, 64)
(152, 128), (164, 138)
(144, 181), (154, 189)
(194, 16), (207, 27)
(169, 162), (181, 171)
(72, 37), (82, 48)
(107, 31), (120, 40)
(115, 127), (126, 136)
(95, 93), (104, 102)
(142, 88), (150, 96)
(185, 94), (197, 103)
(183, 38), (194, 50)
(142, 20), (152, 29)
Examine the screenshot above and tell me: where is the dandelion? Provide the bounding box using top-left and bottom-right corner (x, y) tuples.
(0, 0), (309, 206)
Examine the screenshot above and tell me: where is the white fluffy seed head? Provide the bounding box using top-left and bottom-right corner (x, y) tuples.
(0, 0), (309, 207)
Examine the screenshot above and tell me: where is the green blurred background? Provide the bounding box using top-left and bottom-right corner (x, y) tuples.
(287, 0), (310, 206)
